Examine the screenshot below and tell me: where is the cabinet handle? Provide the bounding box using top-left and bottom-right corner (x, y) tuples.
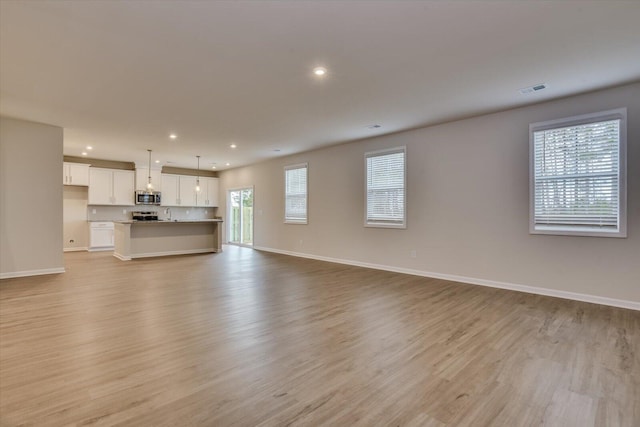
(69, 175), (72, 184)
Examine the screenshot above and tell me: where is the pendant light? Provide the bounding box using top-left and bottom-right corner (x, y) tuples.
(146, 149), (154, 192)
(195, 155), (201, 192)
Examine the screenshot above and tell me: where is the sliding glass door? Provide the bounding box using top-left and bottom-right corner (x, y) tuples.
(228, 187), (253, 246)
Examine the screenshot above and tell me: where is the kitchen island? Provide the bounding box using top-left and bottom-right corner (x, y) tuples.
(113, 219), (223, 260)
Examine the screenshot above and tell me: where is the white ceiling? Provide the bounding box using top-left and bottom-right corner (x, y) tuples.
(2, 1), (639, 171)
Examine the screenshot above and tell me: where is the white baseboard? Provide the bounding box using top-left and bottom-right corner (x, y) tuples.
(113, 252), (131, 261)
(254, 246), (639, 311)
(0, 267), (66, 280)
(64, 247), (88, 252)
(88, 247), (114, 252)
(114, 248), (216, 261)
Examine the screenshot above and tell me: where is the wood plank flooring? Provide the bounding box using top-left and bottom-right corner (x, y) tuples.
(1, 246), (638, 426)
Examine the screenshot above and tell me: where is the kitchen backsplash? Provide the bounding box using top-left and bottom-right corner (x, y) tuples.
(87, 206), (217, 221)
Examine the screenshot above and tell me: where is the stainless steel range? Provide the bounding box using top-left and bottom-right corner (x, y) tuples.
(131, 211), (158, 221)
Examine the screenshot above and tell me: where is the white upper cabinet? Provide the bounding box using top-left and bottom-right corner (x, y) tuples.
(160, 174), (202, 207)
(89, 168), (135, 205)
(196, 177), (219, 207)
(112, 170), (135, 205)
(63, 162), (90, 186)
(135, 168), (162, 192)
(160, 174), (179, 206)
(88, 168), (112, 204)
(179, 175), (197, 207)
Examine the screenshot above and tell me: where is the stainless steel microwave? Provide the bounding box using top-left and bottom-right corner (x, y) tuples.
(135, 191), (161, 205)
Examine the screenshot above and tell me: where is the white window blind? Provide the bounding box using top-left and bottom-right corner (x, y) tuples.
(365, 147), (406, 228)
(285, 164), (308, 223)
(530, 108), (626, 237)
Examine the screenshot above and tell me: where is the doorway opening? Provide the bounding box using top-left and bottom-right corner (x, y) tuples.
(228, 187), (253, 246)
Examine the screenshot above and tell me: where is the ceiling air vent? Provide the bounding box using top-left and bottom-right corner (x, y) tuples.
(519, 84), (547, 94)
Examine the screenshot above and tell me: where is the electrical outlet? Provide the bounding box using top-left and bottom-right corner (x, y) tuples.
(92, 209), (97, 214)
(69, 239), (74, 243)
(122, 209), (127, 215)
(186, 210), (190, 215)
(299, 239), (303, 246)
(205, 210), (208, 214)
(410, 250), (417, 258)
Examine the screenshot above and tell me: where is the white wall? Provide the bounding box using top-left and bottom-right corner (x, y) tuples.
(63, 186), (89, 250)
(1, 116), (64, 278)
(219, 83), (640, 305)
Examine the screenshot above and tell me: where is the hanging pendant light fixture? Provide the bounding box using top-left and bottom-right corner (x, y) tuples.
(195, 155), (201, 192)
(146, 149), (154, 192)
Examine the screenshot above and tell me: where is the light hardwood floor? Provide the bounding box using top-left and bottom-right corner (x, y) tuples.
(1, 247), (638, 426)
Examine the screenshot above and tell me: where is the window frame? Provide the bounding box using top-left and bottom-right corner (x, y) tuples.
(284, 163), (308, 225)
(364, 146), (407, 229)
(529, 108), (627, 238)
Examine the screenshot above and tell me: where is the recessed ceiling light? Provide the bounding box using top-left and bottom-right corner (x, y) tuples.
(225, 162), (230, 166)
(230, 143), (237, 149)
(86, 146), (93, 150)
(212, 166), (216, 169)
(155, 160), (160, 164)
(169, 133), (177, 140)
(81, 152), (88, 156)
(313, 67), (327, 76)
(519, 83), (547, 94)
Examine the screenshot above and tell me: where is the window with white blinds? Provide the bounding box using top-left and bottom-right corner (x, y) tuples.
(285, 163), (308, 224)
(365, 147), (406, 228)
(529, 108), (627, 237)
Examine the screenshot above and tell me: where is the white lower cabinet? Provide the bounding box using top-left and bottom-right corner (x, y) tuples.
(89, 222), (114, 251)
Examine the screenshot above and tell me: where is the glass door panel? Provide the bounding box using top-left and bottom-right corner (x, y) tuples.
(228, 187), (253, 246)
(241, 188), (253, 245)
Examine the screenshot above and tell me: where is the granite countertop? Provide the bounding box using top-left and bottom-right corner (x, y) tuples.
(114, 219), (223, 224)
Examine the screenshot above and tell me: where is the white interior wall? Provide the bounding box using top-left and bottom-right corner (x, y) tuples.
(219, 82), (640, 305)
(1, 116), (64, 278)
(63, 186), (89, 250)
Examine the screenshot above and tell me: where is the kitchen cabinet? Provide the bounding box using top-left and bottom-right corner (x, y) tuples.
(161, 174), (197, 207)
(135, 168), (162, 192)
(161, 174), (179, 206)
(179, 175), (197, 207)
(196, 177), (219, 207)
(89, 221), (114, 251)
(89, 168), (135, 205)
(63, 162), (90, 186)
